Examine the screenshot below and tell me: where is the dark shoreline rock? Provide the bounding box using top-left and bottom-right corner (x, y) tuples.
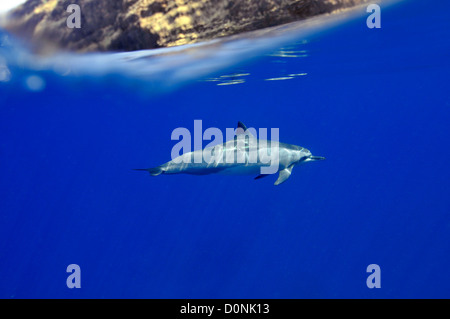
(2, 0), (371, 53)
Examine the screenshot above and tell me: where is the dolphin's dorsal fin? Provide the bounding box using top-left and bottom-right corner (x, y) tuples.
(274, 165), (294, 185)
(235, 121), (257, 140)
(237, 121), (248, 132)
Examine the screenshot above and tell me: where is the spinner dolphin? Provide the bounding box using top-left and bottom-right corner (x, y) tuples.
(135, 122), (324, 185)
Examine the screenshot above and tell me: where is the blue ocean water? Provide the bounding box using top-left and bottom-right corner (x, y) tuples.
(0, 0), (449, 299)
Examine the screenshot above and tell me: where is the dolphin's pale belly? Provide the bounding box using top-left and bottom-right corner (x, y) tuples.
(163, 159), (270, 175)
(213, 163), (264, 175)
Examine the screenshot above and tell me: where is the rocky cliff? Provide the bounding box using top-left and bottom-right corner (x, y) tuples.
(2, 0), (370, 53)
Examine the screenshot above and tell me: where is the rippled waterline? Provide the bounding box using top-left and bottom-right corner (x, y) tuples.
(0, 3), (373, 92)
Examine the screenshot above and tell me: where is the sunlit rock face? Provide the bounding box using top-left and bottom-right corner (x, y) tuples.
(2, 0), (370, 53)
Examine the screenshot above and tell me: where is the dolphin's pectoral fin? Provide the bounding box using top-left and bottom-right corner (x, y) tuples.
(274, 165), (294, 186)
(254, 174), (270, 180)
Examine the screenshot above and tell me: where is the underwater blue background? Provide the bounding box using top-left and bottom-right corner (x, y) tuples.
(0, 0), (449, 298)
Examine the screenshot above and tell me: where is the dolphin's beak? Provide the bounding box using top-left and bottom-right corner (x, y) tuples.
(309, 156), (325, 161)
(299, 155), (326, 163)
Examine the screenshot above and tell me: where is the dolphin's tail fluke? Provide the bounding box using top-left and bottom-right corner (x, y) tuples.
(133, 167), (163, 176)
